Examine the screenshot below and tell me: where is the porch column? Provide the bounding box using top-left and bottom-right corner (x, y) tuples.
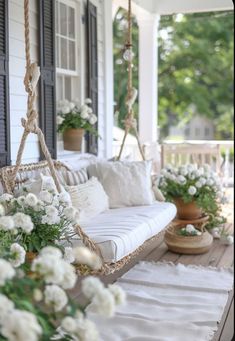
(137, 14), (160, 144)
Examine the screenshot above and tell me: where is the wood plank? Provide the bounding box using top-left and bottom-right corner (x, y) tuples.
(213, 290), (234, 341)
(220, 298), (234, 341)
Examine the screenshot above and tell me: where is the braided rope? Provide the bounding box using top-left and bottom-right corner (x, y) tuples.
(117, 0), (145, 161)
(7, 0), (102, 261)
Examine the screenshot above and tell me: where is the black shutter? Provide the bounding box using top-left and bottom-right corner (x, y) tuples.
(0, 0), (10, 167)
(38, 0), (57, 160)
(87, 0), (98, 155)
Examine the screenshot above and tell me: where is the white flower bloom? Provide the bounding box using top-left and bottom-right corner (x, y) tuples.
(87, 107), (93, 114)
(1, 309), (42, 341)
(25, 193), (38, 207)
(177, 175), (186, 184)
(40, 246), (63, 259)
(45, 205), (59, 217)
(85, 98), (92, 104)
(64, 206), (80, 223)
(89, 114), (97, 125)
(33, 289), (43, 302)
(0, 216), (15, 231)
(61, 316), (77, 333)
(59, 262), (77, 290)
(0, 194), (13, 203)
(0, 204), (5, 216)
(41, 213), (60, 225)
(195, 181), (203, 188)
(206, 178), (214, 186)
(0, 259), (15, 286)
(64, 247), (75, 264)
(57, 116), (64, 125)
(160, 169), (168, 176)
(91, 288), (116, 317)
(80, 110), (90, 120)
(58, 191), (71, 205)
(73, 247), (102, 270)
(69, 102), (75, 111)
(108, 284), (126, 306)
(74, 318), (99, 341)
(188, 186), (197, 196)
(17, 196), (26, 206)
(39, 190), (53, 204)
(81, 276), (104, 300)
(203, 164), (211, 172)
(61, 106), (71, 114)
(179, 166), (188, 176)
(13, 212), (34, 233)
(185, 224), (195, 233)
(168, 174), (177, 182)
(0, 294), (14, 324)
(32, 254), (65, 285)
(199, 177), (207, 185)
(10, 243), (26, 268)
(188, 173), (196, 180)
(44, 285), (68, 312)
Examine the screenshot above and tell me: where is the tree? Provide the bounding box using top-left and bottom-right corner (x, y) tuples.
(113, 10), (234, 140)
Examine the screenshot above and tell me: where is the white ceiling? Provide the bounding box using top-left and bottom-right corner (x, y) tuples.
(125, 0), (233, 14)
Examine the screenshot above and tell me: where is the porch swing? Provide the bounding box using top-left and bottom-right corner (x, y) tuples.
(0, 0), (173, 275)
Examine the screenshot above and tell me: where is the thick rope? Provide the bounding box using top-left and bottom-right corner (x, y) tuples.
(7, 0), (102, 262)
(117, 0), (145, 161)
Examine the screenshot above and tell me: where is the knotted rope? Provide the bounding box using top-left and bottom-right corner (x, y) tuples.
(117, 0), (145, 161)
(8, 0), (102, 260)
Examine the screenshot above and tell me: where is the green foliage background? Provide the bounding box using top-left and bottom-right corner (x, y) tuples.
(113, 10), (234, 140)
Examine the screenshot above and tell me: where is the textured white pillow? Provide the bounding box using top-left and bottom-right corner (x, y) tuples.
(66, 177), (109, 223)
(87, 161), (154, 208)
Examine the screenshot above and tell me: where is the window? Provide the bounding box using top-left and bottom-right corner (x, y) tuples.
(205, 127), (210, 137)
(56, 0), (80, 103)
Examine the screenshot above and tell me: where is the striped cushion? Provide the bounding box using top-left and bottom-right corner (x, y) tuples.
(57, 168), (88, 186)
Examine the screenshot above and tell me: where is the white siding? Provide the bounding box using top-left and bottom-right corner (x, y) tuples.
(8, 0), (109, 164)
(9, 0), (40, 164)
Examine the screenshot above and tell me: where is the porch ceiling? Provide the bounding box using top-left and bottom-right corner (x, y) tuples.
(115, 0), (233, 15)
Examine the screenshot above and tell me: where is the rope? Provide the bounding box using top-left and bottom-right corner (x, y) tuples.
(7, 0), (102, 263)
(117, 0), (145, 161)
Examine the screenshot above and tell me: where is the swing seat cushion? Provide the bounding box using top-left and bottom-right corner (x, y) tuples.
(67, 201), (177, 263)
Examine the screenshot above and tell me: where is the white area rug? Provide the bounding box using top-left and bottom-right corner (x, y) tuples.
(90, 261), (234, 341)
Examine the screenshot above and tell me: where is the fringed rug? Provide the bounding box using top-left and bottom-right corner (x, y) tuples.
(90, 261), (234, 341)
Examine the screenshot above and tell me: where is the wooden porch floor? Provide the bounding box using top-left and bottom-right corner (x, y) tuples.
(71, 191), (234, 341)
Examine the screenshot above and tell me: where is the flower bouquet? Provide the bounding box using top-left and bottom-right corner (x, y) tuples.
(0, 244), (125, 341)
(158, 163), (227, 225)
(57, 99), (98, 151)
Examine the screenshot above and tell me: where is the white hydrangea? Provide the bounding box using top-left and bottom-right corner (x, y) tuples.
(61, 316), (77, 333)
(73, 318), (99, 341)
(64, 247), (75, 264)
(89, 114), (98, 125)
(58, 191), (71, 205)
(199, 177), (207, 185)
(188, 186), (197, 196)
(40, 246), (63, 258)
(41, 205), (60, 225)
(108, 284), (126, 306)
(188, 173), (196, 180)
(73, 247), (102, 270)
(59, 262), (77, 290)
(195, 181), (203, 188)
(91, 288), (116, 317)
(25, 193), (38, 207)
(17, 196), (26, 207)
(179, 166), (188, 176)
(0, 194), (13, 203)
(0, 204), (5, 216)
(81, 110), (90, 119)
(85, 98), (92, 104)
(64, 206), (80, 223)
(10, 243), (26, 268)
(81, 276), (104, 300)
(13, 212), (34, 233)
(1, 309), (42, 341)
(0, 294), (14, 324)
(44, 285), (68, 312)
(57, 116), (64, 125)
(0, 216), (15, 231)
(177, 175), (186, 184)
(206, 178), (214, 186)
(0, 259), (15, 286)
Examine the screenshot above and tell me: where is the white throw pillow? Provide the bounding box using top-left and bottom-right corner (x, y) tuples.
(65, 177), (109, 223)
(87, 161), (154, 208)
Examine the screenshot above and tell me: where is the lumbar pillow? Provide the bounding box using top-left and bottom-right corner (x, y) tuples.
(65, 177), (109, 223)
(87, 161), (154, 208)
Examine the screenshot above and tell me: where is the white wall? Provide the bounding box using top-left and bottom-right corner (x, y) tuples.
(9, 0), (40, 164)
(8, 0), (112, 164)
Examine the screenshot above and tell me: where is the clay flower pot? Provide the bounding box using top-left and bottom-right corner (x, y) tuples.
(63, 128), (84, 151)
(173, 197), (203, 220)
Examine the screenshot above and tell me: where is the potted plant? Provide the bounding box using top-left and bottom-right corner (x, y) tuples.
(158, 164), (227, 222)
(0, 244), (125, 340)
(57, 99), (98, 151)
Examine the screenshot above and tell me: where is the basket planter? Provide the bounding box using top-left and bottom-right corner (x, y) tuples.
(173, 197), (203, 220)
(63, 128), (84, 151)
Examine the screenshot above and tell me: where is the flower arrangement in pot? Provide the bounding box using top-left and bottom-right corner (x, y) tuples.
(158, 163), (227, 224)
(57, 99), (98, 151)
(0, 243), (126, 341)
(0, 189), (79, 260)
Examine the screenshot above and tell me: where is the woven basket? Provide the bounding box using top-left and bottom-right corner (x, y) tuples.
(164, 224), (213, 255)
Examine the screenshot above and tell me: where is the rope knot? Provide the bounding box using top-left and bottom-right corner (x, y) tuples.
(124, 116), (137, 130)
(24, 62), (40, 95)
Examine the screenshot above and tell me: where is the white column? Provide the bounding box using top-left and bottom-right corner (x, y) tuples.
(103, 0), (114, 159)
(137, 14), (160, 144)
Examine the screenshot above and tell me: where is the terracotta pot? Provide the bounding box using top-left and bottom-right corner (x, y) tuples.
(173, 197), (203, 220)
(63, 128), (84, 151)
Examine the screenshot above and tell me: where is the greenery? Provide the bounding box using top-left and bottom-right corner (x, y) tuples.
(57, 99), (98, 136)
(158, 164), (227, 228)
(113, 10), (234, 140)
